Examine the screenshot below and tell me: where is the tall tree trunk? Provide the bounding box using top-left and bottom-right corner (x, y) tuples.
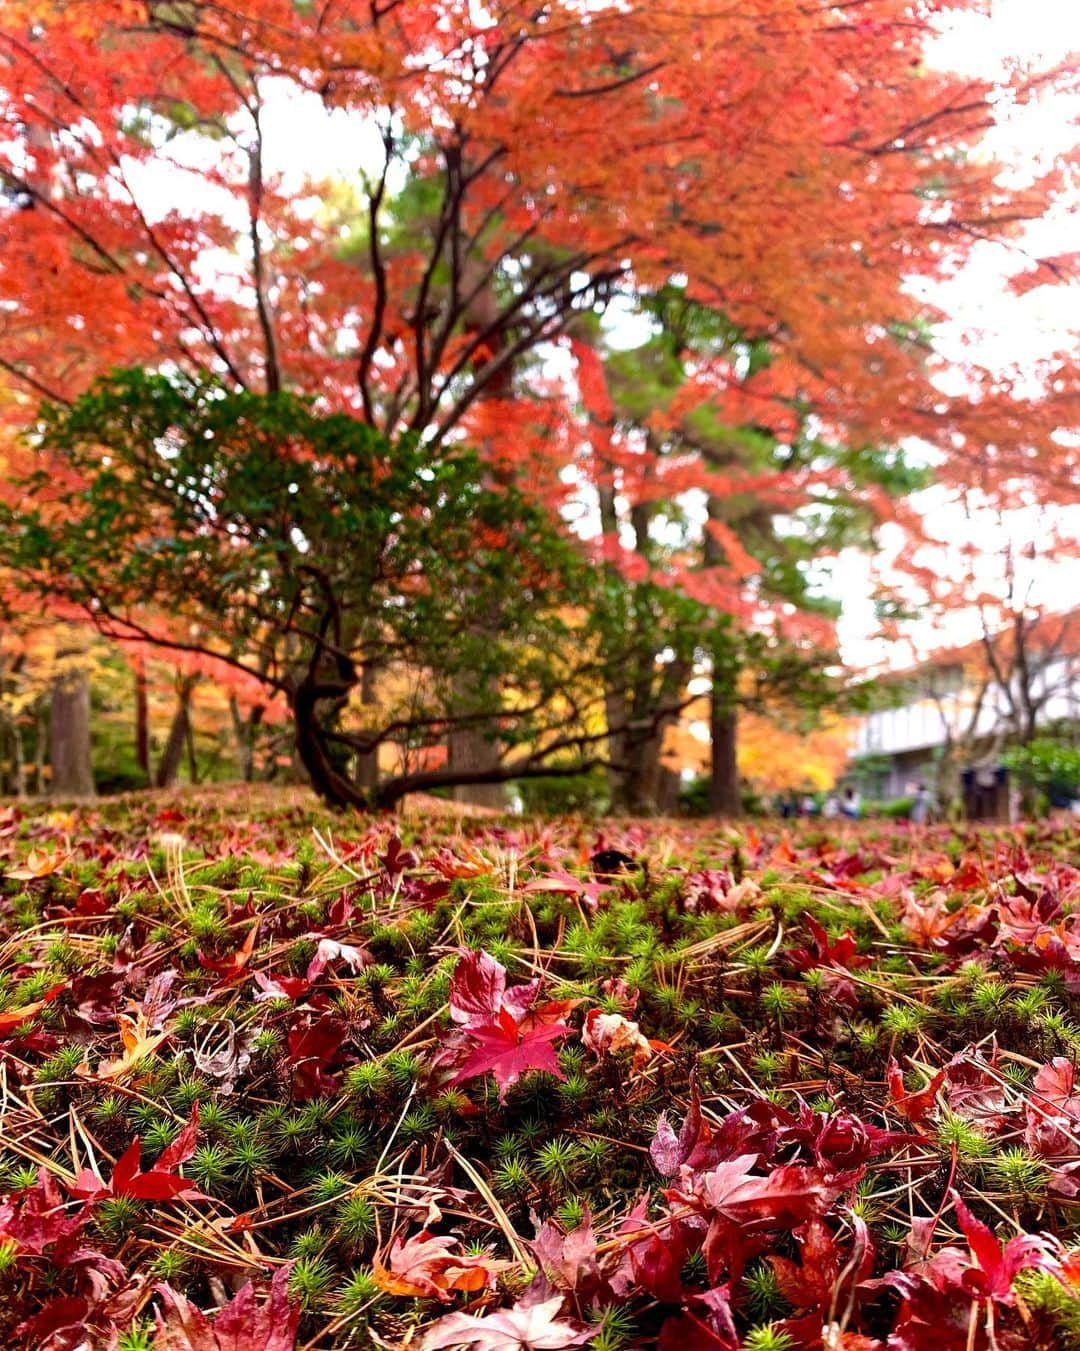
(33, 708), (47, 795)
(708, 700), (740, 816)
(354, 661), (380, 793)
(185, 712), (199, 784)
(620, 731), (663, 814)
(448, 259), (510, 810)
(134, 656), (150, 780)
(50, 651), (95, 798)
(156, 676), (196, 788)
(604, 686), (630, 810)
(704, 493), (741, 817)
(12, 723), (26, 800)
(657, 764), (681, 814)
(230, 695), (265, 782)
(618, 704), (686, 815)
(292, 682), (366, 808)
(449, 715), (506, 811)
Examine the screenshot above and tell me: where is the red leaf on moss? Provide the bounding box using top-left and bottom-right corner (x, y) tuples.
(450, 948), (527, 1028)
(450, 1006), (568, 1102)
(670, 1154), (851, 1231)
(950, 1190), (1060, 1300)
(0, 1168), (88, 1254)
(287, 1014), (348, 1100)
(0, 980), (66, 1036)
(420, 1292), (595, 1349)
(73, 1104), (201, 1201)
(887, 1060), (944, 1129)
(155, 1265), (299, 1350)
(373, 1230), (509, 1301)
(198, 923), (258, 982)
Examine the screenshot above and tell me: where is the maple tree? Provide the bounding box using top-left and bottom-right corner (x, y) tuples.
(574, 294), (922, 813)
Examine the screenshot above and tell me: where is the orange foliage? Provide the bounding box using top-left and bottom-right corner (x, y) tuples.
(663, 706), (849, 793)
(736, 712), (851, 794)
(0, 0), (1073, 490)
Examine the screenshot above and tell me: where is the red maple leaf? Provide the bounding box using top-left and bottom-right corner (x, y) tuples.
(449, 947), (538, 1028)
(198, 922), (258, 982)
(0, 1168), (88, 1255)
(154, 1264), (299, 1351)
(450, 1005), (568, 1102)
(790, 914), (865, 971)
(420, 1292), (595, 1350)
(72, 1104), (201, 1201)
(441, 949), (572, 1100)
(887, 1060), (945, 1130)
(0, 980), (66, 1037)
(373, 1229), (509, 1301)
(950, 1191), (1061, 1302)
(287, 1014), (348, 1101)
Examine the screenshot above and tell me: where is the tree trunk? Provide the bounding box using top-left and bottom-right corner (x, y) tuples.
(604, 686), (630, 809)
(33, 708), (47, 795)
(703, 492), (741, 818)
(446, 257), (512, 812)
(185, 711), (199, 784)
(292, 682), (368, 809)
(134, 656), (150, 779)
(156, 676), (196, 788)
(709, 699), (740, 817)
(230, 695), (265, 782)
(614, 720), (674, 816)
(657, 764), (681, 814)
(449, 719), (506, 811)
(12, 723), (26, 799)
(50, 656), (95, 799)
(354, 661), (380, 793)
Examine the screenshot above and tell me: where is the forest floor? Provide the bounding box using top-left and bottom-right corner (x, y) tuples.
(2, 787), (1080, 1350)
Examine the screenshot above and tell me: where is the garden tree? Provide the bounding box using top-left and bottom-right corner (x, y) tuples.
(0, 610), (99, 800)
(0, 0), (1074, 461)
(119, 637), (289, 787)
(132, 654), (150, 781)
(738, 708), (851, 797)
(667, 698), (850, 799)
(0, 406), (102, 798)
(574, 297), (926, 814)
(0, 624), (55, 797)
(0, 371), (660, 809)
(47, 628), (95, 798)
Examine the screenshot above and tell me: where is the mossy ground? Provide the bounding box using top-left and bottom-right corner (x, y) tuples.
(2, 787), (1080, 1348)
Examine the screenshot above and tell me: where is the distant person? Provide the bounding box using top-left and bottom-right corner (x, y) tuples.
(911, 782), (934, 825)
(801, 794), (818, 818)
(841, 787), (861, 820)
(823, 794), (840, 819)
